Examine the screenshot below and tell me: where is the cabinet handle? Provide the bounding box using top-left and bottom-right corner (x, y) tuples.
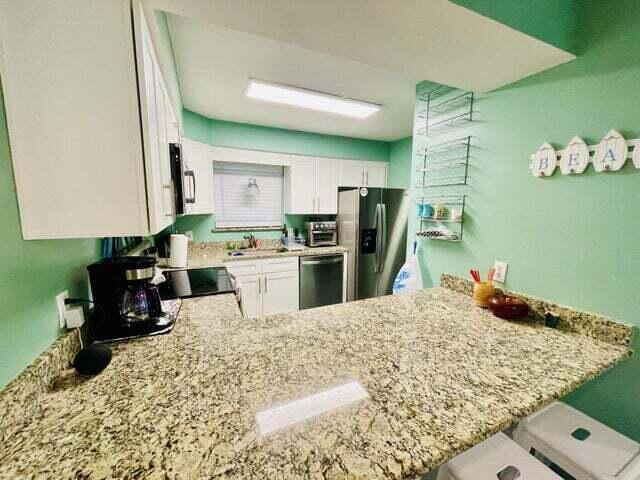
(361, 170), (365, 185)
(264, 276), (268, 293)
(313, 197), (316, 213)
(366, 171), (369, 185)
(258, 277), (261, 294)
(317, 197), (320, 212)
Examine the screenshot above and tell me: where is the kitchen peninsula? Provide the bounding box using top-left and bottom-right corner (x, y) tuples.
(0, 276), (631, 479)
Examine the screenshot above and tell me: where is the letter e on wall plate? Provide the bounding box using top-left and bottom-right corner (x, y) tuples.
(559, 136), (590, 175)
(531, 143), (557, 177)
(593, 130), (627, 172)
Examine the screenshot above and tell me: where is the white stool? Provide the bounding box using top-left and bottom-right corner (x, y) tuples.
(436, 432), (562, 480)
(514, 402), (640, 480)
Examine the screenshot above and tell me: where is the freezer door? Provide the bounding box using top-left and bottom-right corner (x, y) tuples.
(357, 188), (382, 300)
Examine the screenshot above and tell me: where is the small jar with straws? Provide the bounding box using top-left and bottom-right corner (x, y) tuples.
(470, 268), (495, 308)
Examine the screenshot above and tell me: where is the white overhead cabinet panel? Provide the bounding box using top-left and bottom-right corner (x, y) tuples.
(182, 140), (215, 215)
(338, 160), (387, 188)
(285, 156), (338, 214)
(0, 0), (178, 239)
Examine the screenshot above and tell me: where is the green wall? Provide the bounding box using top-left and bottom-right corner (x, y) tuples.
(452, 0), (580, 54)
(183, 109), (390, 161)
(0, 82), (101, 388)
(388, 136), (413, 189)
(174, 110), (392, 241)
(412, 0), (640, 440)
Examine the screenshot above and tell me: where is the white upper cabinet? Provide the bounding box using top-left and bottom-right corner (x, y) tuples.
(0, 0), (178, 239)
(138, 7), (176, 234)
(338, 160), (388, 188)
(182, 139), (215, 215)
(285, 156), (338, 215)
(365, 162), (388, 187)
(315, 157), (339, 214)
(285, 157), (316, 214)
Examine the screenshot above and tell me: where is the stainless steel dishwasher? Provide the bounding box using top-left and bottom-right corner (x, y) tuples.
(299, 254), (344, 310)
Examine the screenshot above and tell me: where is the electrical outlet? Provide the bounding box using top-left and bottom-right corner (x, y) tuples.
(56, 290), (69, 328)
(492, 261), (508, 283)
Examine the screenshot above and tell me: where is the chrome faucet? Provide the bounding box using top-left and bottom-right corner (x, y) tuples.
(243, 234), (257, 249)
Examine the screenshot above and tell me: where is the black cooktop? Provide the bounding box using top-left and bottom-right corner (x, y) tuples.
(158, 267), (235, 300)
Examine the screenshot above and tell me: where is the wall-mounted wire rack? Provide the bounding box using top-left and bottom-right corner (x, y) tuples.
(415, 194), (466, 242)
(415, 136), (471, 187)
(416, 88), (474, 137)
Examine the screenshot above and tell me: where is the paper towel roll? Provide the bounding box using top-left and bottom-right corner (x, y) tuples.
(169, 234), (188, 268)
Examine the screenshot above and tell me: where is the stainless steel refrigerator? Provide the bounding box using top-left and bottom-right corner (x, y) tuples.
(337, 188), (410, 301)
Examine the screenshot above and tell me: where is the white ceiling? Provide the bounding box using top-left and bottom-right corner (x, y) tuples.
(151, 0), (575, 142)
(167, 14), (416, 141)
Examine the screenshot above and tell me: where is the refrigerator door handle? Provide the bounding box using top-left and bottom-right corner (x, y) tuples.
(374, 203), (382, 273)
(379, 203), (387, 273)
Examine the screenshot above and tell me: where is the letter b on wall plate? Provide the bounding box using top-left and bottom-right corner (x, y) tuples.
(531, 143), (557, 177)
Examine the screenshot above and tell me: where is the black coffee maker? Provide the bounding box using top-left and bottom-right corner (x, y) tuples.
(87, 256), (173, 341)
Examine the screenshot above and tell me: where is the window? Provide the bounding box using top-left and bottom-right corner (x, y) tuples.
(213, 162), (283, 228)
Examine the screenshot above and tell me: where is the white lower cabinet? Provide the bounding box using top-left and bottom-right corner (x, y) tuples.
(236, 274), (262, 319)
(262, 271), (299, 316)
(226, 258), (299, 319)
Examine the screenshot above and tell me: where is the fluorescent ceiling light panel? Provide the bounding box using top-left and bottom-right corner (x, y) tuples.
(256, 381), (368, 436)
(246, 79), (380, 119)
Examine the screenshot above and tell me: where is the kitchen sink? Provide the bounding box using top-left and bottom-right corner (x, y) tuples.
(227, 248), (287, 256)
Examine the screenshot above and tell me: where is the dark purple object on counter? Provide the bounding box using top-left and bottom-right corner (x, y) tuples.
(488, 294), (530, 320)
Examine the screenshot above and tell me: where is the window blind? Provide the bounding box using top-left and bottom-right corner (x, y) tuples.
(213, 162), (283, 228)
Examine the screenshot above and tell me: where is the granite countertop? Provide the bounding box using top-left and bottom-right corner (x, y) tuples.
(0, 287), (631, 479)
(164, 242), (348, 269)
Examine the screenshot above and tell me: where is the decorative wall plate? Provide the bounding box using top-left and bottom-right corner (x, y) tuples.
(531, 143), (557, 177)
(559, 136), (590, 175)
(633, 143), (640, 169)
(593, 130), (627, 172)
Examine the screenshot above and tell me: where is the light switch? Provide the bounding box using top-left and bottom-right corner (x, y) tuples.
(492, 261), (508, 283)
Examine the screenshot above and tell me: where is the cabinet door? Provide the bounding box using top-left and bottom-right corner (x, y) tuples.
(139, 30), (166, 234)
(262, 271), (299, 316)
(315, 157), (338, 214)
(237, 274), (262, 319)
(0, 0), (149, 238)
(153, 67), (175, 228)
(339, 160), (365, 187)
(183, 141), (214, 215)
(365, 162), (388, 187)
(285, 156), (316, 214)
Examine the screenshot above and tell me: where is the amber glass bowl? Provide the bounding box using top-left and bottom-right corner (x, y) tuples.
(488, 294), (529, 320)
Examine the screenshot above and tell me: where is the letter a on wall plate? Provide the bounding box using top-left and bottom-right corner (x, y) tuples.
(531, 143), (557, 177)
(593, 130), (627, 172)
(559, 136), (590, 175)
